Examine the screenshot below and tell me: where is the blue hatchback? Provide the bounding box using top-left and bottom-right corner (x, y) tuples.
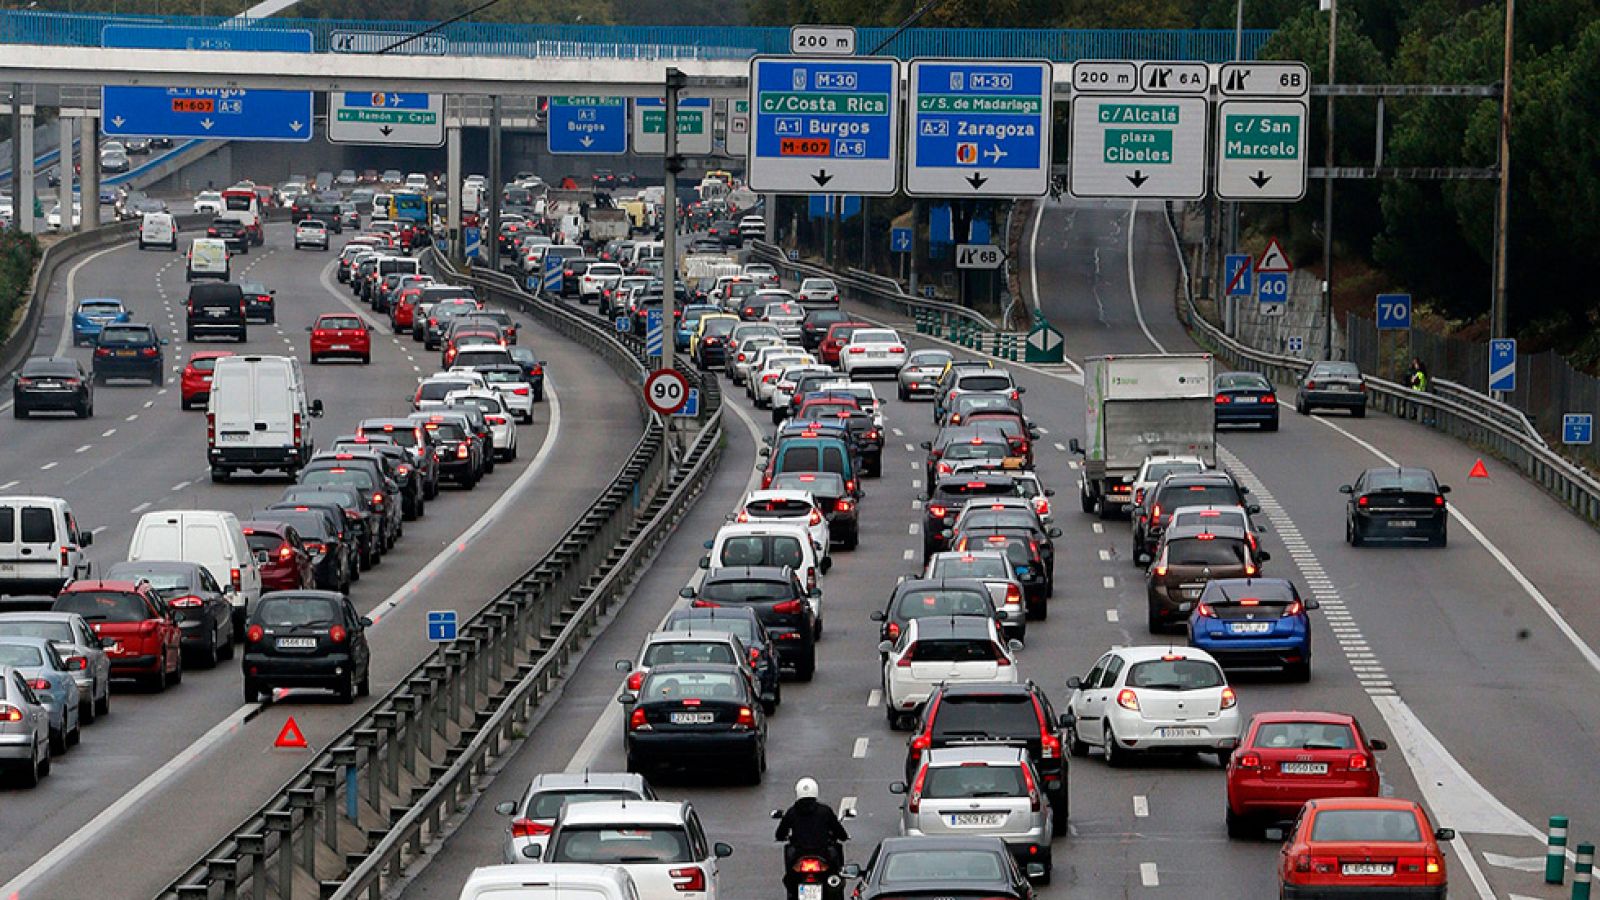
(72, 298), (130, 347)
(1188, 577), (1316, 681)
(0, 636), (81, 752)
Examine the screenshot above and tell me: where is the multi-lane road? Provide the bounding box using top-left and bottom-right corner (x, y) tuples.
(3, 194), (1598, 899)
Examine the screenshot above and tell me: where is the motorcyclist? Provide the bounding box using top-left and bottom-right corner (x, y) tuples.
(775, 776), (850, 870)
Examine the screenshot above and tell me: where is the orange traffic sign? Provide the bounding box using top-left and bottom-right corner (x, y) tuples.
(274, 717), (309, 749)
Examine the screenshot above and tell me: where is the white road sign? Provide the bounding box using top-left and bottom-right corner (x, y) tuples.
(328, 91), (444, 147)
(1068, 94), (1208, 200)
(728, 99), (750, 157)
(1071, 60), (1138, 93)
(956, 243), (1006, 270)
(1215, 99), (1308, 201)
(1139, 62), (1210, 94)
(1219, 62), (1312, 98)
(790, 25), (856, 55)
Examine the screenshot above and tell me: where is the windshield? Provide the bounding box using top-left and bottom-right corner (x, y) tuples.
(1157, 484), (1241, 509)
(1363, 469), (1439, 492)
(639, 670), (741, 702)
(1311, 809), (1422, 843)
(257, 596), (338, 627)
(55, 592), (149, 623)
(1126, 658), (1225, 690)
(549, 825), (692, 864)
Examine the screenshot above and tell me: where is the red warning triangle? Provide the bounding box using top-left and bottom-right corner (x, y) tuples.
(274, 716), (308, 749)
(1469, 458), (1490, 479)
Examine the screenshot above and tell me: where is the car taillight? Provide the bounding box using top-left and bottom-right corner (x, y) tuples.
(1263, 393), (1276, 404)
(928, 504), (949, 519)
(1153, 549), (1168, 578)
(733, 706), (757, 730)
(293, 412), (302, 445)
(94, 348), (111, 358)
(28, 678), (49, 691)
(230, 567), (242, 591)
(808, 508), (823, 526)
(1215, 393), (1231, 404)
(1116, 689), (1141, 710)
(329, 625), (348, 643)
(628, 707), (650, 730)
(772, 598), (806, 616)
(168, 595), (204, 608)
(848, 346), (865, 353)
(1305, 379), (1317, 390)
(690, 599), (719, 608)
(1220, 686), (1237, 709)
(668, 867), (706, 892)
(835, 499), (854, 513)
(626, 670), (645, 692)
(1020, 760), (1042, 810)
(456, 444), (469, 459)
(60, 545), (71, 567)
(1236, 752), (1262, 769)
(509, 818), (551, 838)
(1195, 602), (1215, 617)
(805, 568), (817, 592)
(1433, 495), (1445, 506)
(0, 704), (21, 722)
(512, 386), (529, 395)
(246, 624), (264, 643)
(1348, 753), (1371, 771)
(64, 655), (88, 671)
(890, 346), (905, 353)
(844, 480), (855, 494)
(305, 542), (326, 555)
(531, 365), (543, 376)
(794, 857), (827, 874)
(1004, 584), (1022, 607)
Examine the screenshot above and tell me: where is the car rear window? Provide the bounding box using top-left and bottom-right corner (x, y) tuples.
(1126, 658), (1224, 690)
(0, 621), (72, 643)
(716, 535), (805, 570)
(643, 641), (738, 667)
(19, 507), (55, 544)
(744, 498), (813, 518)
(360, 426), (418, 448)
(114, 569), (194, 593)
(1157, 484), (1242, 509)
(319, 317), (361, 330)
(1310, 809), (1421, 843)
(701, 577), (795, 603)
(881, 848), (1005, 883)
(945, 442), (1007, 463)
(258, 596), (338, 627)
(666, 615), (757, 643)
(640, 670), (741, 701)
(1363, 470), (1439, 493)
(936, 481), (1019, 499)
(958, 374), (1012, 392)
(894, 589), (992, 619)
(1314, 362), (1363, 379)
(300, 469), (375, 491)
(1255, 722), (1357, 750)
(907, 638), (1001, 663)
(55, 592), (147, 623)
(419, 381), (471, 401)
(1217, 373), (1270, 390)
(1172, 509), (1247, 531)
(526, 789), (640, 820)
(423, 422), (467, 441)
(1166, 537), (1247, 566)
(922, 763), (1026, 799)
(928, 555), (1010, 580)
(932, 693), (1038, 738)
(98, 327), (152, 346)
(549, 825), (692, 864)
(770, 473), (844, 497)
(246, 533), (286, 556)
(0, 643), (46, 667)
(189, 356), (224, 372)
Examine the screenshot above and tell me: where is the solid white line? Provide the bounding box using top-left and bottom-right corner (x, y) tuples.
(866, 689), (881, 708)
(1133, 795), (1149, 817)
(1140, 862), (1160, 887)
(56, 242), (130, 357)
(1125, 202), (1166, 354)
(1027, 196), (1046, 313)
(852, 737), (869, 758)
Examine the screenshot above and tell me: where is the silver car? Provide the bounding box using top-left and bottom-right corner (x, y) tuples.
(0, 664), (52, 786)
(494, 772), (656, 863)
(898, 349), (955, 401)
(0, 612), (112, 721)
(891, 746), (1053, 880)
(923, 551), (1027, 638)
(0, 636), (81, 754)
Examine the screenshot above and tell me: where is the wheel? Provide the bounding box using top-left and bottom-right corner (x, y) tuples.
(898, 386), (909, 401)
(336, 669), (355, 703)
(219, 625), (235, 660)
(1349, 519), (1365, 547)
(1097, 496), (1118, 520)
(795, 657), (816, 682)
(186, 330), (196, 342)
(744, 748), (764, 785)
(13, 406), (25, 419)
(149, 660), (168, 692)
(16, 742), (42, 788)
(1050, 791), (1069, 837)
(1066, 720), (1089, 758)
(80, 696), (96, 726)
(1104, 725), (1128, 768)
(843, 530), (859, 551)
(1079, 487), (1096, 514)
(1296, 399), (1309, 416)
(154, 370), (164, 387)
(1286, 661), (1311, 683)
(66, 715), (80, 747)
(1264, 418), (1279, 432)
(1147, 602), (1164, 633)
(1226, 806), (1253, 839)
(211, 468), (229, 483)
(243, 678), (262, 703)
(357, 668), (371, 698)
(1352, 405), (1366, 419)
(169, 657), (182, 685)
(1432, 524), (1448, 548)
(50, 726), (65, 756)
(361, 354), (370, 364)
(95, 687), (109, 717)
(885, 701), (902, 730)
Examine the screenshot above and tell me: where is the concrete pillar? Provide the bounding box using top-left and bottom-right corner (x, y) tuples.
(80, 115), (99, 230)
(446, 119), (461, 259)
(17, 112), (35, 235)
(59, 113), (76, 231)
(487, 96), (501, 271)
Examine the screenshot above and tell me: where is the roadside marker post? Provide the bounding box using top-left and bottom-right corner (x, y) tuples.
(1549, 816), (1570, 884)
(1573, 842), (1593, 900)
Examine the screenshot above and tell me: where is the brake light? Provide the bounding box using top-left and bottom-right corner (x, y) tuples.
(1236, 752), (1262, 770)
(1195, 601), (1215, 617)
(1433, 495), (1445, 506)
(1020, 760), (1041, 810)
(64, 655), (88, 671)
(808, 508), (823, 526)
(168, 595), (204, 608)
(890, 346), (905, 353)
(230, 567), (242, 591)
(1215, 393), (1231, 404)
(94, 348), (111, 358)
(0, 705), (21, 722)
(629, 707), (651, 730)
(1304, 379), (1317, 390)
(848, 346), (865, 354)
(246, 625), (264, 643)
(668, 867), (706, 892)
(60, 545), (71, 567)
(509, 818), (551, 838)
(845, 479), (856, 494)
(1116, 689), (1141, 710)
(907, 763), (928, 812)
(1263, 393), (1276, 404)
(773, 600), (804, 615)
(994, 644), (1012, 666)
(28, 678), (49, 691)
(733, 706), (757, 730)
(794, 857), (827, 874)
(1220, 686), (1237, 709)
(835, 499), (853, 513)
(293, 412), (302, 445)
(329, 625), (347, 643)
(1153, 549), (1168, 578)
(1004, 584), (1022, 607)
(456, 444), (469, 460)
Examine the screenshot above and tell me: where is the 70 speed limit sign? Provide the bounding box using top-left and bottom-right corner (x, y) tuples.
(643, 368), (690, 415)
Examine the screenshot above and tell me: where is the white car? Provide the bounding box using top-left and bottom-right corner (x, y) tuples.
(738, 215), (766, 241)
(1063, 645), (1243, 765)
(294, 219), (330, 250)
(579, 262), (625, 302)
(701, 520), (828, 612)
(751, 351), (815, 407)
(536, 800), (730, 898)
(404, 172), (429, 190)
(746, 344), (804, 400)
(839, 328), (907, 377)
(412, 372), (487, 412)
(798, 277), (840, 307)
(730, 335), (783, 387)
(817, 380), (885, 433)
(46, 202), (81, 231)
(880, 615), (1020, 730)
(742, 262), (781, 288)
(898, 348), (956, 401)
(1130, 454), (1211, 513)
(769, 364), (833, 416)
(445, 389), (518, 460)
(736, 489), (830, 562)
(193, 191), (224, 215)
(493, 771), (655, 865)
(472, 365), (535, 424)
(460, 865), (640, 900)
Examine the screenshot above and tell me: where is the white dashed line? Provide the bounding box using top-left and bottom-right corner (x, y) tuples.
(892, 428), (904, 437)
(851, 737), (869, 759)
(125, 414), (138, 421)
(910, 479), (921, 489)
(39, 462), (57, 471)
(74, 444), (91, 454)
(1101, 576), (1115, 589)
(0, 481), (16, 490)
(1097, 549), (1111, 561)
(840, 796), (857, 816)
(902, 549), (915, 560)
(171, 481), (190, 492)
(908, 523), (920, 535)
(1054, 442), (1067, 452)
(866, 690), (881, 708)
(1092, 523), (1104, 534)
(1140, 863), (1160, 887)
(143, 400), (154, 408)
(1106, 609), (1120, 623)
(904, 443), (915, 452)
(131, 502), (151, 514)
(1133, 795), (1149, 817)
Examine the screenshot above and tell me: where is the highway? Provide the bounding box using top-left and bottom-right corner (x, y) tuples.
(388, 199), (1599, 899)
(0, 212), (649, 899)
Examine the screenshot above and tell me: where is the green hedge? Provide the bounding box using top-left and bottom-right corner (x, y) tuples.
(0, 229), (42, 339)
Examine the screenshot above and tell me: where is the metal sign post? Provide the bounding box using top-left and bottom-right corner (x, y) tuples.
(661, 68), (684, 466)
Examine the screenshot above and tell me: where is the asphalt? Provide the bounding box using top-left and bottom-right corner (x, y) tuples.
(0, 215), (646, 899)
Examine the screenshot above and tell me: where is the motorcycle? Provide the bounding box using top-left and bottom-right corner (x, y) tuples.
(772, 807), (856, 900)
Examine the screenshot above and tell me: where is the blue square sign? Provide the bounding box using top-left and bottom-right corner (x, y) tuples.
(1376, 293), (1412, 331)
(891, 227), (913, 254)
(1489, 338), (1516, 392)
(1225, 254), (1253, 298)
(426, 610), (458, 642)
(548, 96), (627, 155)
(1563, 413), (1592, 446)
(905, 60), (1053, 197)
(1257, 271), (1289, 304)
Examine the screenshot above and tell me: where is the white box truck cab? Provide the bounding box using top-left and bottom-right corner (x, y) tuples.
(127, 510), (260, 632)
(206, 355), (322, 482)
(0, 497), (93, 594)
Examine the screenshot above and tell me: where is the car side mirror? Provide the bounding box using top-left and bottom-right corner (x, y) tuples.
(1247, 504), (1262, 514)
(919, 441), (932, 450)
(305, 326), (314, 332)
(615, 659), (633, 672)
(1016, 386), (1026, 394)
(1338, 484), (1354, 494)
(311, 399), (325, 416)
(877, 640), (894, 654)
(808, 587), (822, 598)
(359, 616), (373, 628)
(698, 557), (709, 570)
(1257, 551), (1271, 562)
(869, 610), (885, 622)
(713, 842), (734, 858)
(1008, 639), (1024, 654)
(758, 447), (770, 457)
(1435, 828), (1456, 842)
(1066, 675), (1082, 690)
(770, 809), (784, 820)
(1048, 528), (1062, 538)
(617, 693), (637, 704)
(79, 531), (94, 547)
(679, 586), (695, 598)
(495, 801), (516, 816)
(520, 844), (542, 860)
(160, 338), (170, 346)
(1369, 738), (1388, 751)
(1044, 488), (1056, 497)
(269, 290), (277, 296)
(703, 540), (714, 550)
(1439, 484), (1451, 494)
(1304, 598), (1320, 610)
(840, 864), (861, 878)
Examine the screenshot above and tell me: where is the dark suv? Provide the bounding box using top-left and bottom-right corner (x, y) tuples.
(92, 324), (166, 385)
(185, 283), (249, 343)
(242, 590), (371, 703)
(1133, 472), (1255, 563)
(1145, 522), (1266, 632)
(906, 681), (1070, 837)
(206, 217), (251, 253)
(682, 566), (819, 681)
(921, 473), (1023, 561)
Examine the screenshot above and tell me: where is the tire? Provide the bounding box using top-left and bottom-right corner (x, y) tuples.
(17, 742), (42, 788)
(1264, 418), (1279, 432)
(13, 406), (26, 419)
(218, 625), (235, 660)
(1286, 661), (1312, 683)
(336, 669), (355, 704)
(66, 715), (80, 748)
(1050, 791), (1069, 837)
(95, 687), (109, 717)
(149, 660), (168, 693)
(80, 696), (96, 726)
(243, 678), (262, 703)
(49, 726), (65, 756)
(1147, 602), (1163, 633)
(1104, 724), (1128, 768)
(898, 387), (909, 401)
(357, 667), (370, 698)
(1226, 806), (1253, 840)
(1432, 523), (1448, 548)
(795, 656), (816, 682)
(744, 748), (764, 785)
(1352, 405), (1366, 419)
(843, 530), (859, 551)
(361, 354), (370, 364)
(1349, 519), (1365, 547)
(1079, 487), (1096, 514)
(211, 468), (229, 483)
(169, 657), (182, 685)
(1296, 400), (1309, 416)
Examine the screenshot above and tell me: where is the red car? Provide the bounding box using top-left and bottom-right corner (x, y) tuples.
(240, 521), (316, 592)
(180, 350), (235, 410)
(1277, 798), (1451, 899)
(963, 410), (1036, 467)
(817, 322), (870, 367)
(53, 580), (183, 691)
(309, 313), (371, 364)
(391, 286), (425, 331)
(1226, 711), (1386, 838)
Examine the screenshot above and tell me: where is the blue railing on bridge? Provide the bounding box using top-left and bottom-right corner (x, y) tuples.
(0, 10), (1273, 63)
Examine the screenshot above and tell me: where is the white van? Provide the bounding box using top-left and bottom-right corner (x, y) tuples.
(139, 212), (178, 251)
(0, 497), (93, 595)
(127, 510), (260, 631)
(699, 521), (830, 623)
(187, 238), (230, 282)
(628, 241), (664, 268)
(206, 355), (323, 482)
(457, 865), (640, 900)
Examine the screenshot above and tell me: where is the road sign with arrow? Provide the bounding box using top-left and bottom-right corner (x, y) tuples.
(748, 55), (901, 196)
(1214, 99), (1307, 201)
(548, 96), (627, 155)
(956, 243), (1006, 270)
(905, 59), (1053, 198)
(1067, 60), (1208, 201)
(101, 25), (314, 142)
(329, 92), (443, 147)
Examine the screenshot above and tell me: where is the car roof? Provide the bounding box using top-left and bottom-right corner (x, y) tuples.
(1249, 710), (1358, 726)
(1306, 797), (1424, 813)
(876, 834), (1012, 854)
(1112, 645), (1224, 665)
(0, 611), (84, 624)
(704, 565), (794, 582)
(526, 771), (649, 792)
(904, 616), (996, 640)
(461, 864), (637, 891)
(923, 745), (1029, 766)
(554, 799), (688, 826)
(1164, 522), (1250, 541)
(715, 521), (811, 538)
(643, 630), (739, 647)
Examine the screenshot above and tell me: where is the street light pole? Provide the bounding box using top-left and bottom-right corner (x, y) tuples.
(1492, 0), (1515, 342)
(1320, 0), (1338, 360)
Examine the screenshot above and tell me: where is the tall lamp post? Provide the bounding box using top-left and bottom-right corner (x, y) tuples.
(1492, 0), (1515, 344)
(1320, 0), (1337, 360)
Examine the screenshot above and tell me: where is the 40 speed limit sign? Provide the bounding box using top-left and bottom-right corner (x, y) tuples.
(643, 368), (690, 415)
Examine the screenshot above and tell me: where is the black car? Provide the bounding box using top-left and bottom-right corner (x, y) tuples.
(251, 508), (353, 594)
(1297, 360), (1367, 417)
(847, 836), (1037, 898)
(921, 474), (1024, 561)
(279, 485), (382, 570)
(682, 566), (818, 681)
(92, 324), (167, 385)
(13, 356), (93, 419)
(951, 526), (1052, 616)
(706, 220), (739, 247)
(185, 283), (249, 343)
(104, 560), (234, 667)
(299, 455), (403, 549)
(410, 413), (482, 488)
(1214, 371), (1279, 430)
(238, 280), (276, 324)
(205, 217), (251, 253)
(907, 682), (1070, 837)
(1341, 466), (1450, 547)
(769, 471), (858, 550)
(799, 309), (851, 352)
(797, 407), (883, 478)
(330, 440), (426, 520)
(560, 257), (598, 299)
(356, 418), (442, 500)
(660, 606), (782, 713)
(619, 661), (767, 783)
(242, 590), (371, 703)
(1134, 472), (1255, 562)
(871, 578), (998, 651)
(308, 201), (343, 233)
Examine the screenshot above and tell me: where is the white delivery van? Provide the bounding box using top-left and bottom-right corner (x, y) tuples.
(457, 865), (640, 900)
(187, 238), (230, 281)
(206, 355), (323, 482)
(0, 497), (93, 594)
(139, 212), (178, 251)
(127, 510), (260, 632)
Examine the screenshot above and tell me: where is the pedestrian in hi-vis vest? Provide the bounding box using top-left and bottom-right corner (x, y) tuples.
(1408, 357), (1434, 425)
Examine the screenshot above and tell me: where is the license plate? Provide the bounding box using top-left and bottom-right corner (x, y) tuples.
(331, 344), (350, 350)
(670, 712), (714, 725)
(276, 637), (316, 649)
(219, 432), (248, 442)
(116, 349), (137, 357)
(948, 813), (1004, 827)
(207, 309), (227, 317)
(799, 885), (823, 900)
(104, 641), (122, 654)
(1234, 396), (1257, 403)
(1390, 519), (1416, 528)
(1280, 762), (1329, 775)
(1341, 863), (1394, 877)
(0, 563), (14, 574)
(202, 376), (213, 383)
(1230, 622), (1272, 634)
(1157, 727), (1205, 738)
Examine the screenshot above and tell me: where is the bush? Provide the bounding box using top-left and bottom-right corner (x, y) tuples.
(0, 229), (42, 338)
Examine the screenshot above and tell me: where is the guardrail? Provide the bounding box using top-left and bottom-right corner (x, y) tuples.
(1431, 377), (1547, 448)
(1161, 205), (1600, 527)
(157, 251), (723, 900)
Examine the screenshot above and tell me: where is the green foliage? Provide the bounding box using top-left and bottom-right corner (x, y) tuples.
(0, 230), (43, 343)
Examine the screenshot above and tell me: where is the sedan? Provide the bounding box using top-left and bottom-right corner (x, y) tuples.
(242, 591), (372, 703)
(1226, 711), (1385, 838)
(797, 277), (840, 308)
(840, 328), (908, 377)
(179, 350), (234, 410)
(72, 298), (130, 347)
(1297, 360), (1367, 417)
(898, 348), (955, 401)
(309, 314), (372, 364)
(104, 560), (234, 668)
(13, 356), (93, 419)
(1189, 577), (1316, 681)
(1341, 466), (1450, 547)
(1064, 645), (1241, 765)
(0, 612), (111, 721)
(0, 663), (53, 786)
(1214, 371), (1280, 430)
(619, 662), (767, 783)
(0, 637), (80, 754)
(1277, 798), (1451, 899)
(493, 771), (656, 864)
(846, 836), (1038, 898)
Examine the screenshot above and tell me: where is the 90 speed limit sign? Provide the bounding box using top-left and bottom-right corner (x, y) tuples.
(643, 368), (690, 415)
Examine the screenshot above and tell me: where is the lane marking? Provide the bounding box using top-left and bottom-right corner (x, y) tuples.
(101, 428), (116, 437)
(908, 523), (919, 535)
(0, 480), (16, 490)
(1140, 862), (1159, 887)
(40, 462), (57, 471)
(56, 242), (131, 357)
(1125, 199), (1166, 353)
(125, 414), (138, 421)
(74, 444), (91, 453)
(1054, 442), (1067, 452)
(1133, 795), (1149, 818)
(1097, 549), (1111, 561)
(902, 549), (915, 561)
(1092, 522), (1103, 534)
(130, 502), (151, 514)
(171, 481), (190, 492)
(866, 689), (881, 708)
(851, 737), (868, 759)
(1101, 575), (1115, 589)
(840, 796), (857, 817)
(1106, 609), (1120, 623)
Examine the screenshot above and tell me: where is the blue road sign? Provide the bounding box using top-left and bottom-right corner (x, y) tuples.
(426, 610), (458, 642)
(1224, 253), (1253, 298)
(102, 25), (314, 141)
(548, 96), (628, 155)
(646, 308), (664, 357)
(542, 254), (564, 295)
(673, 388), (700, 418)
(1489, 338), (1517, 392)
(1287, 335), (1305, 353)
(615, 316), (631, 333)
(891, 227), (913, 254)
(1376, 293), (1412, 331)
(747, 56), (901, 196)
(1563, 413), (1594, 446)
(906, 59), (1053, 197)
(1257, 271), (1289, 304)
(462, 226), (481, 259)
